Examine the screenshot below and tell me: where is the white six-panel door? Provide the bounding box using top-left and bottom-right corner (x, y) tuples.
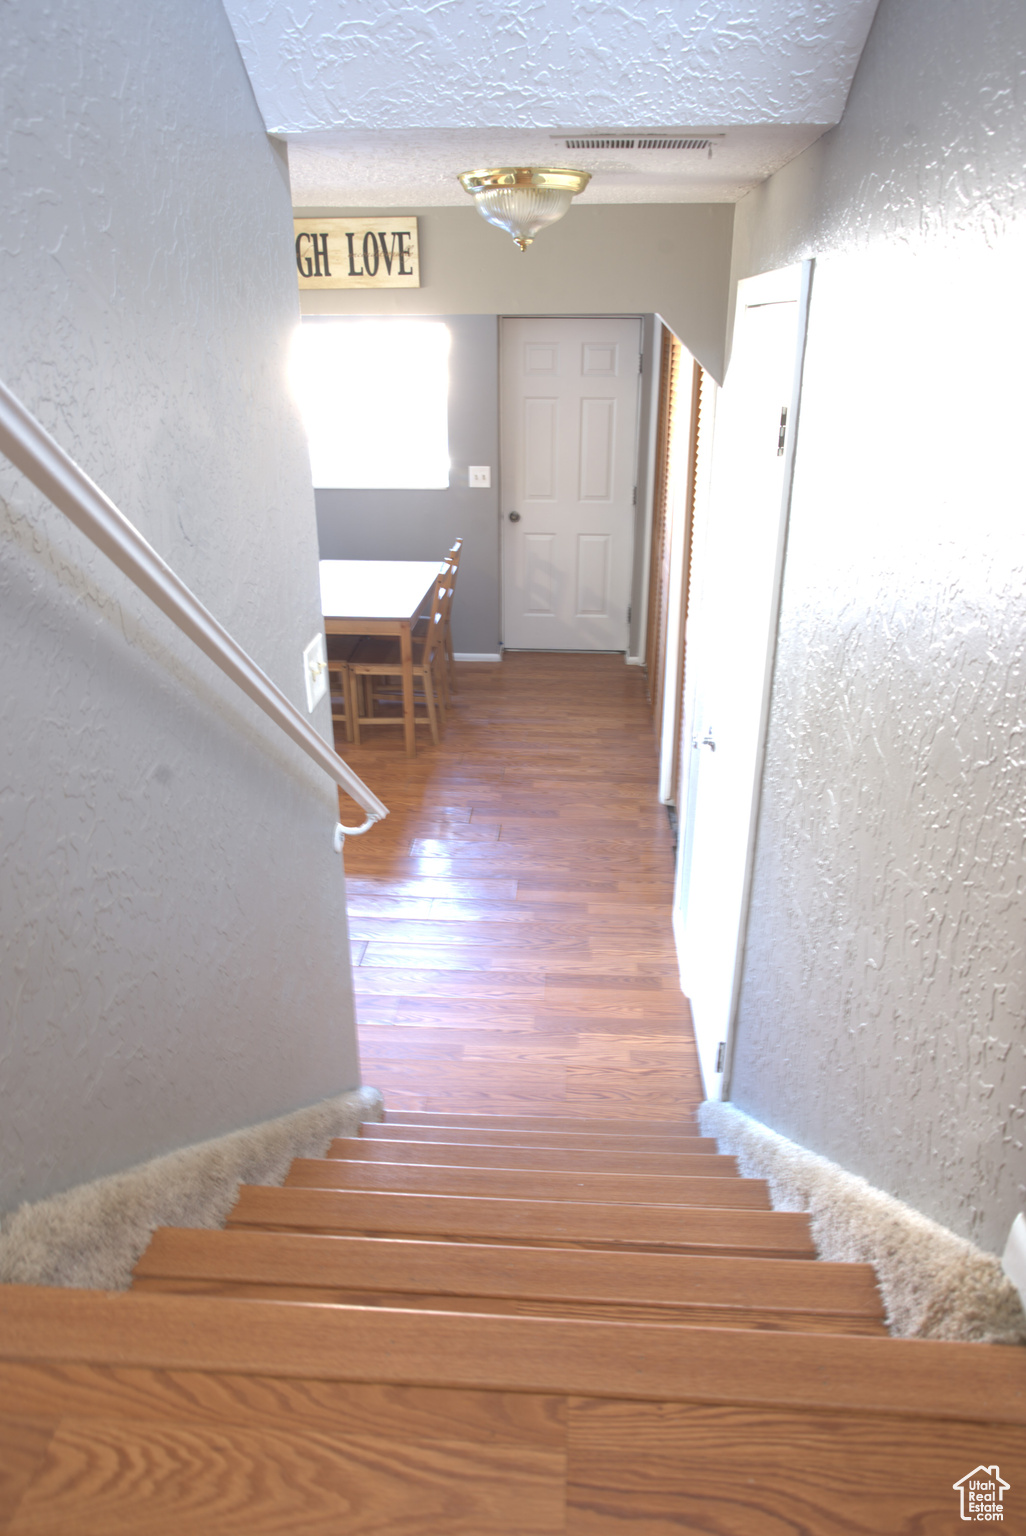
(501, 317), (641, 650)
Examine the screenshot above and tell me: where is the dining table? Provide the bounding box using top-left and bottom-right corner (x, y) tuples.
(319, 558), (443, 758)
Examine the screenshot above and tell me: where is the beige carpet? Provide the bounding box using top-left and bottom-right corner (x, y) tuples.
(0, 1086), (382, 1291)
(700, 1100), (1026, 1344)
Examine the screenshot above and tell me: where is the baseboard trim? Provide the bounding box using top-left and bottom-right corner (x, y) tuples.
(699, 1101), (1026, 1344)
(0, 1085), (384, 1291)
(454, 652), (502, 662)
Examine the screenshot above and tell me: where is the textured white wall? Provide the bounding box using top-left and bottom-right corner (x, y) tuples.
(728, 0), (1026, 1253)
(0, 0), (362, 1211)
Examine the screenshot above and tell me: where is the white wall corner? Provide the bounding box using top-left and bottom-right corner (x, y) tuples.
(1001, 1213), (1026, 1316)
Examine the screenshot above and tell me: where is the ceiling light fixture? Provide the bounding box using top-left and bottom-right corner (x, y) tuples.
(457, 167), (591, 251)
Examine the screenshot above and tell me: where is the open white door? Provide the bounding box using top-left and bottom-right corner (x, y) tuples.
(675, 263), (812, 1099)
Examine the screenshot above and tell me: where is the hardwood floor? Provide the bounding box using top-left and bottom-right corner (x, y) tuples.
(336, 652), (702, 1120)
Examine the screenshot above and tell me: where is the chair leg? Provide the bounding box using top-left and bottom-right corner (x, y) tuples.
(445, 629), (457, 693)
(433, 648), (450, 713)
(342, 665), (356, 743)
(435, 647), (451, 709)
(421, 668), (440, 745)
(328, 664), (353, 744)
(351, 672), (363, 746)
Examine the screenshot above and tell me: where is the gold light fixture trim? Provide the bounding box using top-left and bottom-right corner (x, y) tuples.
(457, 167), (592, 251)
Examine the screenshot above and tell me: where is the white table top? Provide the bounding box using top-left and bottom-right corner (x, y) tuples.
(319, 559), (442, 622)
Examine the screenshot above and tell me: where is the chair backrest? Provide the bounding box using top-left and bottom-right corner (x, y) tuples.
(442, 539), (463, 617)
(416, 571), (451, 667)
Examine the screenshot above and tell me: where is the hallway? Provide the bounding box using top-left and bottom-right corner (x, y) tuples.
(337, 652), (702, 1121)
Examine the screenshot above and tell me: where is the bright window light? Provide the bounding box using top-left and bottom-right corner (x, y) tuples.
(289, 320), (450, 488)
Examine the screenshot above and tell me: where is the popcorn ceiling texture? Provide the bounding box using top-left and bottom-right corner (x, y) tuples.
(727, 0), (1026, 1255)
(223, 0), (880, 135)
(0, 0), (362, 1214)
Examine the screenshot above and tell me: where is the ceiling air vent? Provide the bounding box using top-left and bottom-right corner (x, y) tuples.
(636, 138), (713, 151)
(564, 138), (637, 149)
(560, 137), (716, 152)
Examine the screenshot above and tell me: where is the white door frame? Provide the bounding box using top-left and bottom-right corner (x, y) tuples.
(672, 260), (814, 1099)
(498, 314), (644, 653)
(656, 357), (698, 803)
(628, 318), (663, 667)
(718, 259), (814, 1096)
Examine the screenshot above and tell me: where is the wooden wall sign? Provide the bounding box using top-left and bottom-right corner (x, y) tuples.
(293, 217), (420, 289)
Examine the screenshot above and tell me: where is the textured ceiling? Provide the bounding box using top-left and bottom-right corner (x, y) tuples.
(223, 0), (881, 205)
(287, 126), (830, 207)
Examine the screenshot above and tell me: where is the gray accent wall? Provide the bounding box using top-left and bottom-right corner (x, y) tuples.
(315, 316), (501, 656)
(727, 0), (1026, 1253)
(315, 312), (660, 660)
(296, 206), (734, 383)
(0, 0), (361, 1212)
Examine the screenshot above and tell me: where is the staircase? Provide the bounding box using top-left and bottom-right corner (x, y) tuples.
(2, 1105), (1024, 1533)
(3, 657), (1023, 1529)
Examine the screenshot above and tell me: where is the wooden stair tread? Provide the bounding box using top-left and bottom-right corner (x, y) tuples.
(4, 1290), (1022, 1536)
(359, 1122), (717, 1153)
(284, 1157), (770, 1209)
(379, 1112), (699, 1134)
(133, 1278), (890, 1334)
(226, 1184), (816, 1259)
(3, 1286), (1024, 1423)
(134, 1229), (885, 1318)
(327, 1136), (735, 1176)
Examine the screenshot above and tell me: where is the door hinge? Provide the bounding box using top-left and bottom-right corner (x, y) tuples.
(638, 354), (643, 374)
(627, 605), (632, 624)
(777, 406), (788, 455)
(632, 485), (637, 505)
(715, 1041), (726, 1072)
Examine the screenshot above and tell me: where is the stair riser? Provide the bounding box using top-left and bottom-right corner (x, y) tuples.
(134, 1231), (884, 1316)
(284, 1159), (772, 1210)
(378, 1113), (699, 1134)
(360, 1124), (717, 1153)
(130, 1277), (888, 1333)
(328, 1138), (736, 1176)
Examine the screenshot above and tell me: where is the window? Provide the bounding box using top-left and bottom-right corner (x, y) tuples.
(289, 319), (451, 489)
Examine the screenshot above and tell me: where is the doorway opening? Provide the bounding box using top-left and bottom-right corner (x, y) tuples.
(499, 316), (643, 653)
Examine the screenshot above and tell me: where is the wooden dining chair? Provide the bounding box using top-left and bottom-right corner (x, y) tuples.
(441, 537), (463, 693)
(325, 633), (360, 742)
(414, 537), (463, 698)
(348, 571), (451, 746)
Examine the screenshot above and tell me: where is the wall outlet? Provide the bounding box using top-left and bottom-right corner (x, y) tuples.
(468, 465), (491, 488)
(303, 632), (328, 712)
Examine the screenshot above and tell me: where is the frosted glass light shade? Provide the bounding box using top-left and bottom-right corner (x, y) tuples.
(458, 168), (591, 250)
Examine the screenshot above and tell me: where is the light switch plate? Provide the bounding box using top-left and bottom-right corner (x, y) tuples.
(303, 632), (328, 712)
(468, 465), (491, 488)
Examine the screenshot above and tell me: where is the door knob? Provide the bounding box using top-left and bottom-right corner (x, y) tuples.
(701, 732), (716, 752)
(508, 511), (521, 522)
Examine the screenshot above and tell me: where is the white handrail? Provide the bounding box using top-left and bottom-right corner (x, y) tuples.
(0, 378), (387, 838)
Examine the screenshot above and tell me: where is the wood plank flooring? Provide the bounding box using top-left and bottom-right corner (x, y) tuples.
(336, 652), (702, 1119)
